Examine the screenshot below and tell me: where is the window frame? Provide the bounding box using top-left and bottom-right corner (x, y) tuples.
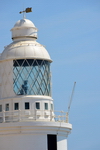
(0, 105), (2, 112)
(44, 103), (48, 110)
(25, 102), (30, 110)
(14, 103), (19, 110)
(51, 103), (53, 110)
(35, 102), (40, 110)
(5, 103), (9, 111)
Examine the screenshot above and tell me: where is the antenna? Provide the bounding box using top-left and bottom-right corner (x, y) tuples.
(68, 82), (76, 114)
(19, 7), (32, 19)
(66, 82), (76, 123)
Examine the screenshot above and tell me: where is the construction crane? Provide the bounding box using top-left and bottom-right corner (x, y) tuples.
(66, 82), (76, 122)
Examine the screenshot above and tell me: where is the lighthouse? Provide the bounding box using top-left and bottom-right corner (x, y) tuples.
(0, 11), (72, 150)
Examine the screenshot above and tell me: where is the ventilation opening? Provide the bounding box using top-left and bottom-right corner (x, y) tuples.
(47, 134), (57, 150)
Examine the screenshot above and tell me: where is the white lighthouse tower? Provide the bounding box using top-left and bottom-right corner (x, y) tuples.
(0, 11), (72, 150)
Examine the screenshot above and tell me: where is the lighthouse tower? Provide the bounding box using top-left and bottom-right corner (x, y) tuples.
(0, 14), (72, 150)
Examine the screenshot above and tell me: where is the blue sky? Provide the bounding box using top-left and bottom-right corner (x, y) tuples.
(0, 0), (100, 150)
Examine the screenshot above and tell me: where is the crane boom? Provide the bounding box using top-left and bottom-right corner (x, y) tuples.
(68, 82), (76, 114)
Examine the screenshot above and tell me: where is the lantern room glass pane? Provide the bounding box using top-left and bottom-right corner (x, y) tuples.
(13, 59), (51, 96)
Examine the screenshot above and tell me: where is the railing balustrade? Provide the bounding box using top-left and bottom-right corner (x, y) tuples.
(0, 110), (69, 123)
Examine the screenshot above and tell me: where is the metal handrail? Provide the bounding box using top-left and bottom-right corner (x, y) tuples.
(0, 110), (68, 123)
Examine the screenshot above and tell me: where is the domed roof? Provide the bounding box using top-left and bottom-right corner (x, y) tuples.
(13, 19), (35, 29)
(0, 18), (52, 62)
(0, 40), (52, 62)
(11, 19), (38, 40)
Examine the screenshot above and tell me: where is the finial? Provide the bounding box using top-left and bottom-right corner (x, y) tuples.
(19, 7), (32, 19)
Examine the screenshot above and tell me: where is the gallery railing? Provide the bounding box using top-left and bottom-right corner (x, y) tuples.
(0, 110), (69, 123)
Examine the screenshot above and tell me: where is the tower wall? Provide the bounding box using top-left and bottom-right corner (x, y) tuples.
(0, 134), (68, 150)
(0, 122), (71, 150)
(0, 18), (72, 150)
(0, 60), (14, 99)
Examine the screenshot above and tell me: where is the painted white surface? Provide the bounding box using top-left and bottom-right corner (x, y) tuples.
(14, 19), (35, 28)
(0, 95), (55, 122)
(0, 121), (72, 150)
(0, 60), (13, 98)
(0, 18), (52, 62)
(57, 136), (68, 150)
(0, 62), (1, 96)
(11, 19), (37, 40)
(0, 40), (52, 62)
(0, 134), (47, 150)
(0, 18), (72, 150)
(0, 121), (72, 135)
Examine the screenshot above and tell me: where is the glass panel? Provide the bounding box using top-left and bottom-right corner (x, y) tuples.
(45, 103), (48, 110)
(36, 102), (40, 109)
(5, 104), (9, 111)
(13, 59), (51, 96)
(0, 105), (2, 112)
(14, 103), (19, 110)
(25, 102), (29, 109)
(51, 104), (53, 110)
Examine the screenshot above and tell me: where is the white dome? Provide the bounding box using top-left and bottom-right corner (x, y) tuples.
(13, 19), (35, 28)
(11, 19), (38, 40)
(0, 18), (52, 62)
(0, 40), (52, 62)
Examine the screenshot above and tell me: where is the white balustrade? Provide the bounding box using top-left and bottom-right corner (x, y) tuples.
(0, 110), (68, 123)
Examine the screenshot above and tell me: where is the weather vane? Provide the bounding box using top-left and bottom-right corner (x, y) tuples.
(19, 7), (32, 19)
